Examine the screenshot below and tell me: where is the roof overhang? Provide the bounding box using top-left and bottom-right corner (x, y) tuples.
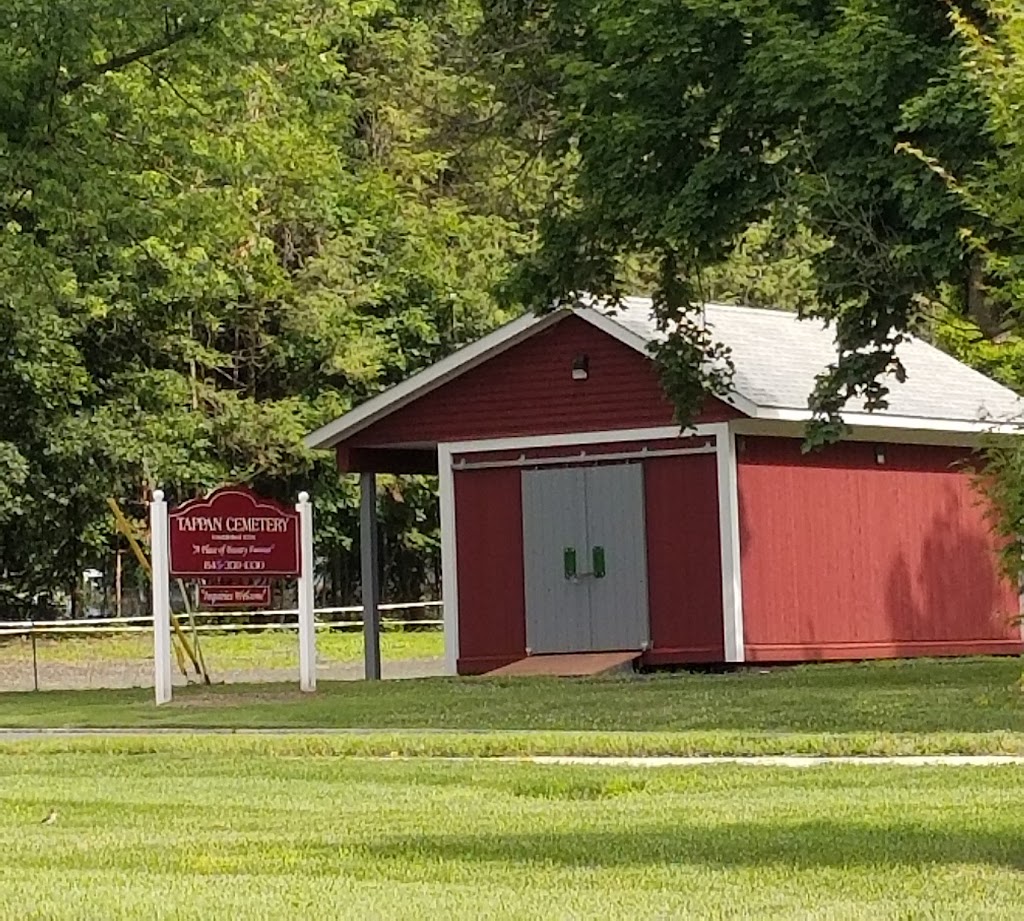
(730, 418), (1022, 449)
(748, 406), (1024, 437)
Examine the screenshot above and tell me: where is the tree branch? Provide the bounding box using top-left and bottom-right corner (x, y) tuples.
(136, 56), (212, 118)
(60, 18), (212, 96)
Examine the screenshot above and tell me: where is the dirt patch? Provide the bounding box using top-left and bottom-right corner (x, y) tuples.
(168, 688), (310, 707)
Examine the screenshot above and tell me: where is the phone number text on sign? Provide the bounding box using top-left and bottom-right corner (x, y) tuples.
(203, 560), (267, 571)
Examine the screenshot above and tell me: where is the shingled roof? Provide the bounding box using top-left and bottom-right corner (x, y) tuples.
(607, 297), (1024, 427)
(306, 300), (1024, 449)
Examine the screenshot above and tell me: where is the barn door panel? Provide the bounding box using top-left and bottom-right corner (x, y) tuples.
(522, 467), (590, 654)
(584, 463), (650, 651)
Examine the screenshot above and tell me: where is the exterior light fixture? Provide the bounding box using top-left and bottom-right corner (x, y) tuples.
(572, 354), (589, 381)
(875, 445), (886, 466)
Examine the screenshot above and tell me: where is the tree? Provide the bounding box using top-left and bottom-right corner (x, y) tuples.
(913, 5), (1024, 582)
(1, 0), (241, 613)
(481, 1), (1002, 439)
(0, 0), (539, 613)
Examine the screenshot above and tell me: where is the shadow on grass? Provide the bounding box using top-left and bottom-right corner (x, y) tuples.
(365, 821), (1024, 871)
(10, 817), (1024, 879)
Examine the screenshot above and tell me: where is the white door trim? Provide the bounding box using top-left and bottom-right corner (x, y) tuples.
(446, 425), (711, 456)
(712, 423), (745, 662)
(439, 422), (745, 673)
(437, 443), (459, 675)
(452, 443), (716, 471)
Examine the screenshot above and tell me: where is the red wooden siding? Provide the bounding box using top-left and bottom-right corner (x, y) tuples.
(343, 315), (740, 451)
(737, 437), (1021, 661)
(454, 467), (526, 674)
(643, 453), (725, 663)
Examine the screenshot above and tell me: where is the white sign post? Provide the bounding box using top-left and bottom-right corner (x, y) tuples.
(296, 491), (316, 692)
(150, 489), (173, 705)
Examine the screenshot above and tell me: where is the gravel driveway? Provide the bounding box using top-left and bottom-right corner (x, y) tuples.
(0, 656), (446, 692)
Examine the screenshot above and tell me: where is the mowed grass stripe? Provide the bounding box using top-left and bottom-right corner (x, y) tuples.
(1, 747), (1023, 919)
(0, 656), (1022, 739)
(5, 729), (1024, 758)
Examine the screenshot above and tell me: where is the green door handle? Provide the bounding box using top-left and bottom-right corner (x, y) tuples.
(564, 547), (577, 580)
(564, 546), (604, 579)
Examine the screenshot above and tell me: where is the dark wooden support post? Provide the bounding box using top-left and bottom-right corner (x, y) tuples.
(360, 472), (382, 680)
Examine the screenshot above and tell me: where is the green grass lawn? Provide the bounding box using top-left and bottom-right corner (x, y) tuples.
(1, 657), (1024, 756)
(0, 629), (442, 670)
(1, 737), (1023, 919)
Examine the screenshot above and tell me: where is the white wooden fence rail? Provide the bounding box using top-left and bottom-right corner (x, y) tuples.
(0, 601), (443, 637)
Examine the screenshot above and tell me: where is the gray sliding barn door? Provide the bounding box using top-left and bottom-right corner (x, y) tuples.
(584, 463), (650, 651)
(522, 463), (649, 654)
(522, 467), (591, 653)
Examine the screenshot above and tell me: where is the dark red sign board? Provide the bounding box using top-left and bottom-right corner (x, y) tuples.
(169, 486), (301, 578)
(199, 584), (272, 608)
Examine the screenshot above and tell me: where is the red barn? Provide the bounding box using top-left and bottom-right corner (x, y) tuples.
(306, 300), (1024, 675)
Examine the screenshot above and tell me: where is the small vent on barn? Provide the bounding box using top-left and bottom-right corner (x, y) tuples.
(572, 354), (590, 381)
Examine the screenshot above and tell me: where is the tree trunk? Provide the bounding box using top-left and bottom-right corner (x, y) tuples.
(967, 255), (1003, 338)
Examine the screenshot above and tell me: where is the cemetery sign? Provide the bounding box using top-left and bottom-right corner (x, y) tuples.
(168, 486), (301, 578)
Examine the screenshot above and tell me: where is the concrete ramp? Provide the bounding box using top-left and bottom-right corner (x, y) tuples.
(486, 651), (639, 678)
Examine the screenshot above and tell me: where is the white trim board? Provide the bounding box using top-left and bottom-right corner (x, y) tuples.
(452, 444), (716, 471)
(730, 418), (992, 447)
(750, 406), (1024, 437)
(438, 424), (743, 673)
(713, 424), (745, 663)
(438, 443), (459, 676)
(446, 425), (712, 455)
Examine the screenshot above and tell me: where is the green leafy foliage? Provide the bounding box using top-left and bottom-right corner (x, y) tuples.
(0, 0), (536, 613)
(916, 7), (1024, 580)
(9, 0), (1024, 612)
(482, 1), (997, 433)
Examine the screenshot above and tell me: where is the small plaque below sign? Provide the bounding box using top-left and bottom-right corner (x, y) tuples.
(199, 585), (271, 608)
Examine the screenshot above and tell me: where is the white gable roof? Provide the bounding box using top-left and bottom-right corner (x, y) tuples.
(306, 299), (1024, 449)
